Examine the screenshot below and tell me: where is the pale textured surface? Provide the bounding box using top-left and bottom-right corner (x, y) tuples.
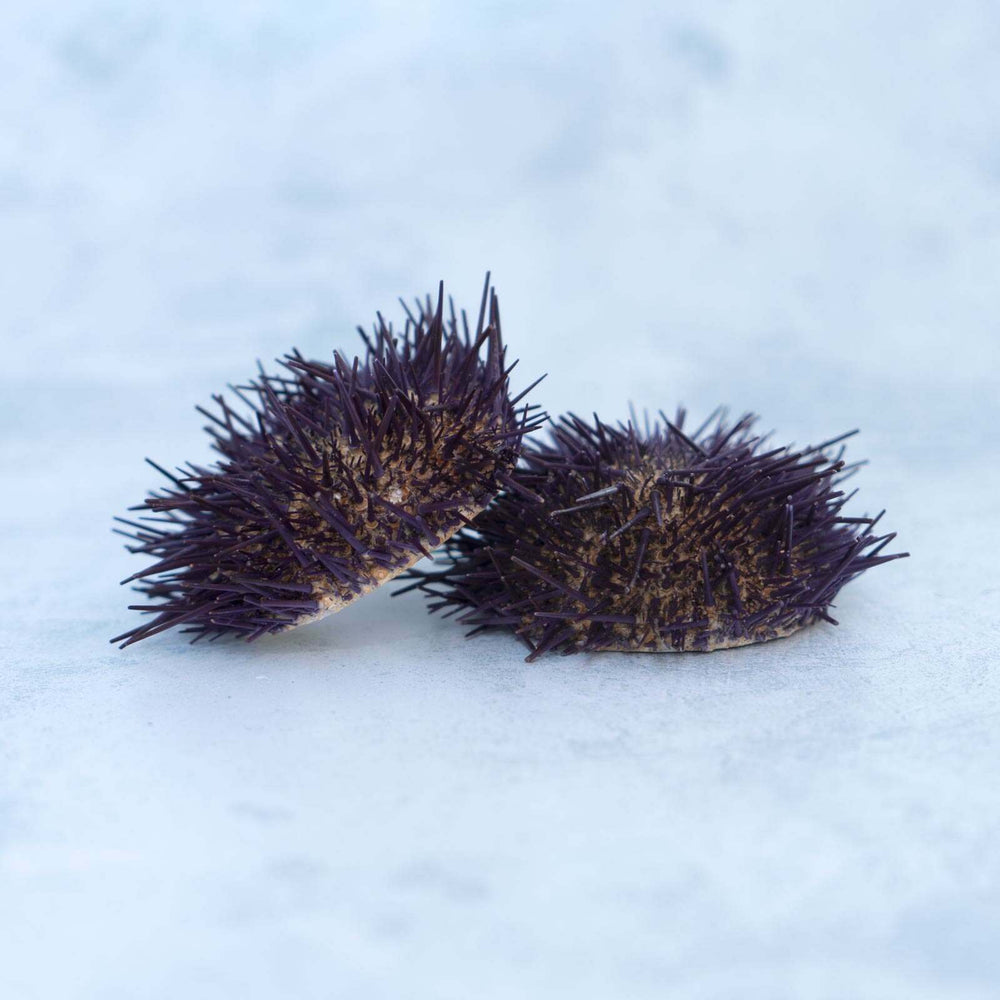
(1, 3), (999, 998)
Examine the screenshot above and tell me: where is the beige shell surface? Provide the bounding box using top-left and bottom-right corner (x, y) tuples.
(498, 470), (820, 656)
(281, 502), (485, 631)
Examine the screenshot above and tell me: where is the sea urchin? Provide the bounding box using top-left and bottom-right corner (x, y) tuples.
(112, 276), (545, 647)
(405, 409), (907, 659)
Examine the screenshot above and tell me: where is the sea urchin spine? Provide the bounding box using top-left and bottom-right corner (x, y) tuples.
(112, 276), (545, 647)
(404, 410), (907, 659)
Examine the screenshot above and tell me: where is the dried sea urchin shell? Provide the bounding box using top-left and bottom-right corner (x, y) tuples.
(405, 410), (907, 659)
(111, 277), (544, 647)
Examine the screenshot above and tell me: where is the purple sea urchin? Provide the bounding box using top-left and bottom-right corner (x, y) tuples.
(112, 276), (545, 648)
(404, 410), (907, 660)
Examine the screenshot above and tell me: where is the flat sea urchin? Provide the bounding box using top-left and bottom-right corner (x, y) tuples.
(112, 276), (545, 648)
(405, 410), (907, 659)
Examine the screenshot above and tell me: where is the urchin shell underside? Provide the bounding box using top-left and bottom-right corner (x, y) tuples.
(112, 278), (544, 647)
(407, 410), (907, 660)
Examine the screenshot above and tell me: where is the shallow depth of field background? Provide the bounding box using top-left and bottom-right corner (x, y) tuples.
(1, 3), (998, 999)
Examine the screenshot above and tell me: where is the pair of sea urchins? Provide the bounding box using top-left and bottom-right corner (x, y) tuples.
(112, 276), (907, 659)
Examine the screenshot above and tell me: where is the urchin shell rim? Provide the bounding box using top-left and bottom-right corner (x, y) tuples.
(285, 500), (485, 630)
(559, 617), (813, 653)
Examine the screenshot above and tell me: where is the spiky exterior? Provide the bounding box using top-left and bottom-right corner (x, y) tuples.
(406, 410), (907, 660)
(112, 277), (544, 648)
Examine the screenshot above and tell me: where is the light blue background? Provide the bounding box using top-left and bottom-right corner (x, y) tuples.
(1, 3), (998, 998)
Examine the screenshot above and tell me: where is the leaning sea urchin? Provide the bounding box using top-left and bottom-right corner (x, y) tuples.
(405, 410), (907, 659)
(111, 277), (545, 647)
